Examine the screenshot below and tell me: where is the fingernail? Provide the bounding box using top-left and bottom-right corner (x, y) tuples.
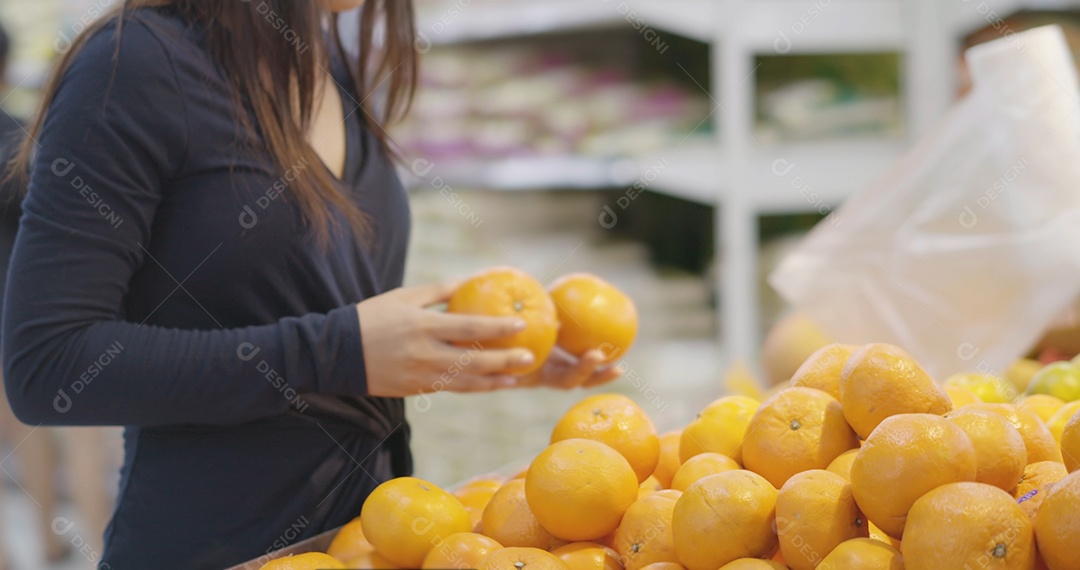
(511, 319), (527, 331)
(516, 351), (535, 366)
(498, 376), (518, 387)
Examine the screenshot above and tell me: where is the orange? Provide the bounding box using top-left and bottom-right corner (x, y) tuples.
(946, 408), (1027, 491)
(550, 542), (622, 570)
(638, 475), (663, 497)
(551, 394), (660, 483)
(613, 490), (680, 570)
(1017, 480), (1058, 523)
(669, 453), (739, 492)
(479, 547), (570, 570)
(651, 431), (682, 489)
(447, 267), (558, 375)
(672, 471), (778, 570)
(548, 273), (638, 363)
(944, 373), (1014, 404)
(839, 343), (952, 439)
(825, 449), (859, 480)
(638, 564), (684, 570)
(760, 312), (833, 386)
(945, 384), (982, 409)
(903, 482), (1036, 570)
(742, 387), (859, 488)
(360, 477), (472, 568)
(422, 533), (503, 570)
(967, 403), (1063, 464)
(717, 561), (787, 570)
(867, 521), (901, 549)
(1060, 410), (1080, 472)
(1014, 461), (1069, 522)
(525, 439), (638, 542)
(818, 538), (903, 570)
(789, 343), (857, 400)
(455, 477), (505, 495)
(679, 396), (759, 465)
(342, 550), (396, 569)
(481, 479), (564, 550)
(850, 413), (977, 538)
(455, 479), (503, 531)
(775, 470), (868, 570)
(1034, 471), (1080, 570)
(1018, 394), (1066, 423)
(326, 516), (373, 562)
(1046, 400), (1080, 443)
(258, 553), (346, 570)
(1009, 359), (1045, 392)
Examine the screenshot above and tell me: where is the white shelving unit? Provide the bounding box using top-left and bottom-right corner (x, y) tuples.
(413, 0), (1080, 365)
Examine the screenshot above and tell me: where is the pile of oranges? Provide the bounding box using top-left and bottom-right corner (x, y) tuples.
(262, 340), (1080, 570)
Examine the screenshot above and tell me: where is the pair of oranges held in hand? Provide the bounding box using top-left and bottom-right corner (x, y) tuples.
(447, 267), (638, 376)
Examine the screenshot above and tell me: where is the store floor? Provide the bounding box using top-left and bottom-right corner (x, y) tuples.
(403, 188), (724, 486)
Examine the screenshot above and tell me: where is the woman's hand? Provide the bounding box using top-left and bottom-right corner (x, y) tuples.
(520, 346), (624, 389)
(357, 282), (536, 397)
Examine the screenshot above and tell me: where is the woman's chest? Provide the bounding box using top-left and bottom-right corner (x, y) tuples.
(126, 107), (412, 326)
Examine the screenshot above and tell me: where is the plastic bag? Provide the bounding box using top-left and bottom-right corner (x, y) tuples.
(770, 26), (1080, 379)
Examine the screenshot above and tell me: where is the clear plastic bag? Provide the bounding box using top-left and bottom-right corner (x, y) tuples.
(770, 26), (1080, 379)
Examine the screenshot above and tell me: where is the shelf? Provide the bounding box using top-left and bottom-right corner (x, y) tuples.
(420, 0), (1080, 52)
(623, 1), (716, 44)
(403, 154), (641, 191)
(634, 143), (723, 205)
(735, 1), (907, 53)
(746, 139), (905, 214)
(416, 1), (621, 45)
(415, 0), (714, 46)
(951, 0), (1080, 37)
(404, 138), (904, 215)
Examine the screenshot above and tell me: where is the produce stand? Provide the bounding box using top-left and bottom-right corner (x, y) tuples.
(226, 530), (338, 570)
(226, 467), (524, 569)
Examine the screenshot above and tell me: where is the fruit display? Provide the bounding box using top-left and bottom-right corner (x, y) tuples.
(255, 283), (1080, 570)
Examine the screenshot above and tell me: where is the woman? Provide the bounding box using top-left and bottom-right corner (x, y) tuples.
(2, 1), (619, 568)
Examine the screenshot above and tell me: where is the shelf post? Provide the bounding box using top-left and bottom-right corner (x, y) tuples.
(716, 0), (761, 373)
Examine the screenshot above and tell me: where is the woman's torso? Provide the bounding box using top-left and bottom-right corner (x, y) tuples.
(85, 8), (412, 567)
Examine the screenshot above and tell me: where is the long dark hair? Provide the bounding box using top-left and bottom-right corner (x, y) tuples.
(8, 0), (417, 241)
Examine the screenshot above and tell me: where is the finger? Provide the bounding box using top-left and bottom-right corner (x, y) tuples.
(440, 374), (520, 393)
(426, 312), (526, 342)
(397, 281), (462, 307)
(582, 365), (624, 388)
(546, 356), (597, 390)
(429, 344), (535, 375)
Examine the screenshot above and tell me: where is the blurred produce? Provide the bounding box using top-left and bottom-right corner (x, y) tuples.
(754, 53), (902, 143)
(759, 312), (833, 387)
(393, 46), (711, 162)
(1028, 361), (1080, 402)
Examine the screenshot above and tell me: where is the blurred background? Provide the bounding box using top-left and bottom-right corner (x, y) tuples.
(2, 0), (1080, 568)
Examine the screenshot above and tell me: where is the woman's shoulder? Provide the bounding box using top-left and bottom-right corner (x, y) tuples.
(65, 7), (205, 89)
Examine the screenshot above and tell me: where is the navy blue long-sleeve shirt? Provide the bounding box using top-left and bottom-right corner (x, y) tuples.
(2, 7), (412, 567)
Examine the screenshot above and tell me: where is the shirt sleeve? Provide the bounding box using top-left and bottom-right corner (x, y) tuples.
(1, 16), (369, 427)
